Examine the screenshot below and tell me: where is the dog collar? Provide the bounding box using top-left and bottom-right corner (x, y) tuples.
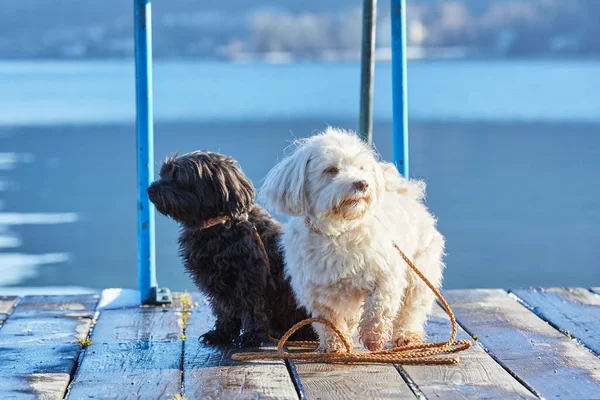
(199, 213), (248, 231)
(304, 217), (323, 235)
(305, 216), (369, 237)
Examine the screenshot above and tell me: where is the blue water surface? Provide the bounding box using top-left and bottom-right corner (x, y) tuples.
(0, 60), (598, 292)
(1, 60), (599, 125)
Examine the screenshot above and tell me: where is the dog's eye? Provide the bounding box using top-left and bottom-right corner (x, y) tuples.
(324, 166), (339, 176)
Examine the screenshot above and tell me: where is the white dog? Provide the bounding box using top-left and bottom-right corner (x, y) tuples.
(260, 128), (445, 352)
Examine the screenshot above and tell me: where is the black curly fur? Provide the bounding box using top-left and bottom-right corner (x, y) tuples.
(147, 151), (315, 347)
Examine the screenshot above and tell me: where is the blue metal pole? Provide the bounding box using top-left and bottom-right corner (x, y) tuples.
(134, 0), (157, 304)
(391, 0), (409, 177)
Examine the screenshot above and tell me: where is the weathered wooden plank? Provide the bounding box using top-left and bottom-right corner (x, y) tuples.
(88, 307), (182, 342)
(0, 295), (98, 399)
(183, 293), (300, 400)
(67, 307), (183, 400)
(0, 296), (19, 326)
(401, 304), (535, 399)
(445, 289), (600, 399)
(0, 374), (70, 399)
(289, 317), (414, 399)
(511, 287), (600, 355)
(11, 294), (97, 318)
(293, 361), (415, 400)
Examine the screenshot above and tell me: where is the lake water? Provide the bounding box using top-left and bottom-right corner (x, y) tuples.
(0, 60), (599, 293)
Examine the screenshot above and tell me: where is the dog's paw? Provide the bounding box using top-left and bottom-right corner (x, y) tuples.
(360, 330), (388, 351)
(200, 330), (235, 346)
(391, 331), (425, 347)
(236, 332), (264, 348)
(362, 338), (388, 352)
(359, 326), (391, 352)
(316, 338), (348, 353)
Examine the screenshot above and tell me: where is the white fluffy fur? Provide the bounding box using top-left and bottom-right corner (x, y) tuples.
(260, 128), (445, 352)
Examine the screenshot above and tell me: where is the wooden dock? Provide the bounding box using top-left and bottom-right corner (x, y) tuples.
(1, 288), (599, 399)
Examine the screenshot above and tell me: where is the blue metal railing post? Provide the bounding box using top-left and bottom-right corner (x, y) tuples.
(391, 0), (409, 177)
(134, 0), (157, 304)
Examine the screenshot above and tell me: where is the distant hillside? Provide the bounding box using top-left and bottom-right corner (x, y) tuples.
(0, 0), (598, 60)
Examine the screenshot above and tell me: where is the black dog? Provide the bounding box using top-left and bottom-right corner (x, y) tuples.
(148, 151), (315, 347)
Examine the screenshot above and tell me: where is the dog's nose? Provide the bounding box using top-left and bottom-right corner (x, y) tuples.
(353, 180), (369, 192)
(147, 185), (158, 200)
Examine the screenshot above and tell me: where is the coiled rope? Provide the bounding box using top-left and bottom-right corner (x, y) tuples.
(231, 240), (471, 365)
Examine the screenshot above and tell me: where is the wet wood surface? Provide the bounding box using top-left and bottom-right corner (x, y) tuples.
(0, 295), (98, 399)
(293, 361), (416, 399)
(183, 293), (299, 400)
(67, 301), (183, 399)
(511, 287), (600, 355)
(445, 289), (600, 399)
(2, 289), (599, 399)
(401, 304), (536, 399)
(0, 374), (71, 400)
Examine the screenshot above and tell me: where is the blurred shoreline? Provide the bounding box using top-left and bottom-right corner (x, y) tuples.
(3, 1), (600, 61)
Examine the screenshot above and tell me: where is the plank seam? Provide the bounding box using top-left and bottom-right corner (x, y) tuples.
(63, 305), (100, 399)
(437, 298), (542, 399)
(285, 359), (305, 400)
(68, 305), (184, 398)
(393, 365), (426, 399)
(508, 289), (600, 358)
(179, 308), (187, 398)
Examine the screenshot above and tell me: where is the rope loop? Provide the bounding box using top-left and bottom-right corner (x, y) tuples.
(231, 240), (471, 365)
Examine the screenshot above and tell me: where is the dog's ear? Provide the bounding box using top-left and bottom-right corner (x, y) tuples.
(260, 147), (311, 216)
(378, 161), (426, 201)
(221, 162), (256, 216)
(379, 161), (403, 193)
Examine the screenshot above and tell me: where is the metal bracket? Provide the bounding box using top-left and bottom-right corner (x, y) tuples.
(147, 287), (173, 305)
